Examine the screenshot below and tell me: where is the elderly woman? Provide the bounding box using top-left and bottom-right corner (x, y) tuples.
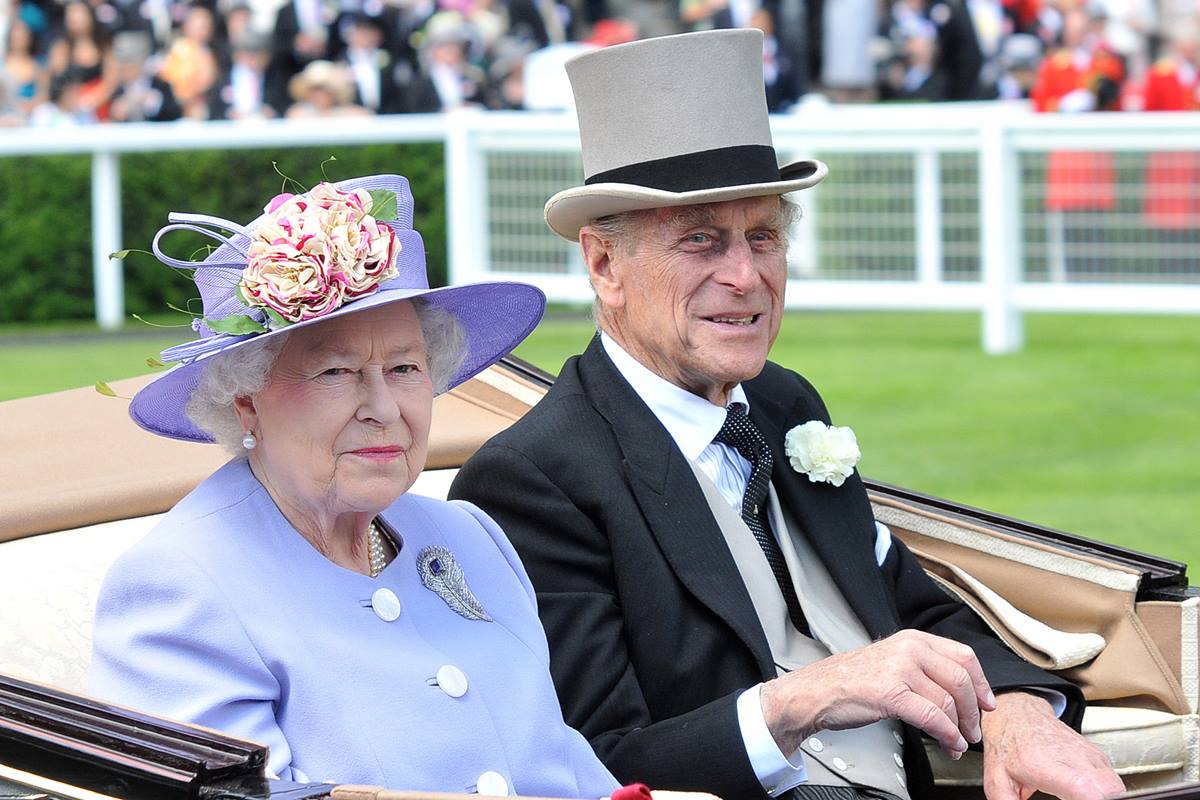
(88, 175), (618, 798)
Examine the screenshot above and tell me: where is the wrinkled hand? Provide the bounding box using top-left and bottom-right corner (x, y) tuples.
(760, 629), (995, 758)
(982, 692), (1124, 800)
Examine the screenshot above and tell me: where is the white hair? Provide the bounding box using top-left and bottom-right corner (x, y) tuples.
(186, 299), (468, 453)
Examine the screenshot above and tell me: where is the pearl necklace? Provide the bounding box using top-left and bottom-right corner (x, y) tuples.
(367, 521), (392, 578)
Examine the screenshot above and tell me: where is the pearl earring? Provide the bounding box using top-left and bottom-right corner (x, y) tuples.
(241, 431), (257, 450)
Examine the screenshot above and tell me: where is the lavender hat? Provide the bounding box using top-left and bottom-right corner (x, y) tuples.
(129, 174), (545, 443)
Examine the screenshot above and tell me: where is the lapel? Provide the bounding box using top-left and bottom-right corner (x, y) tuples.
(575, 338), (774, 676)
(746, 369), (900, 639)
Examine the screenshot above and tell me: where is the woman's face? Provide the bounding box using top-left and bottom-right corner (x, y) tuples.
(8, 21), (33, 54)
(237, 301), (434, 523)
(65, 3), (93, 36)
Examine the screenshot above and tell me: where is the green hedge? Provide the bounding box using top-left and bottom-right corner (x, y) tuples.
(0, 144), (446, 324)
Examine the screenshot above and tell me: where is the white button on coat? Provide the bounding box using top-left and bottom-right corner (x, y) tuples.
(371, 588), (402, 622)
(894, 752), (904, 768)
(808, 737), (824, 752)
(832, 757), (848, 771)
(476, 770), (509, 796)
(436, 664), (468, 698)
(896, 772), (907, 787)
(893, 730), (904, 745)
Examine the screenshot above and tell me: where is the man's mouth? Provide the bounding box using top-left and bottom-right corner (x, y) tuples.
(706, 314), (760, 326)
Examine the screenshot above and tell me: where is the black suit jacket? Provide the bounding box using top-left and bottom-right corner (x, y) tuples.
(449, 337), (1083, 800)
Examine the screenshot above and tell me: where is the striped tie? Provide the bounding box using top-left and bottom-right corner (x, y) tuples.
(714, 404), (809, 637)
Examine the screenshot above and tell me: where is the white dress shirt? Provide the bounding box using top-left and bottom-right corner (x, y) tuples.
(600, 333), (1064, 796)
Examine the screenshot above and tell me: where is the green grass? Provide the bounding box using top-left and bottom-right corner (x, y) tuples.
(3, 312), (1197, 571)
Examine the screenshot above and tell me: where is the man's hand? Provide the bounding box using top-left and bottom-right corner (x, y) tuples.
(760, 630), (995, 758)
(981, 691), (1124, 800)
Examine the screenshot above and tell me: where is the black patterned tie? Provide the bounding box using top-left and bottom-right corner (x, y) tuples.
(714, 404), (809, 636)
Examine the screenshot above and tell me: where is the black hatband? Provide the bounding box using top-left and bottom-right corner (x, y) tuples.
(585, 145), (782, 193)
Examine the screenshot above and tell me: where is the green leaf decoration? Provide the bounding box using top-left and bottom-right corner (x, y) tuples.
(145, 357), (175, 369)
(204, 315), (268, 335)
(108, 248), (154, 260)
(368, 190), (398, 221)
(234, 283), (249, 307)
(94, 381), (117, 397)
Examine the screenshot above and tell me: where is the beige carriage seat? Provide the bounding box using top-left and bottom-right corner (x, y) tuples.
(873, 494), (1200, 790)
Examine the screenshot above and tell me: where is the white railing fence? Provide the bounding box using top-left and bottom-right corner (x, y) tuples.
(2, 105), (1197, 353)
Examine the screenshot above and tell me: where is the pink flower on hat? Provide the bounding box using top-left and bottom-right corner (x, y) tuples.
(238, 183), (399, 323)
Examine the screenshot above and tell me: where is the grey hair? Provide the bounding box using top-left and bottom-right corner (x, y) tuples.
(186, 298), (468, 454)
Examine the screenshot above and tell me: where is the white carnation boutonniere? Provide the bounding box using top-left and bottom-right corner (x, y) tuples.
(784, 421), (861, 487)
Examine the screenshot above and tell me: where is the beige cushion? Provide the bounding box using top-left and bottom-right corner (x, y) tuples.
(926, 706), (1199, 789)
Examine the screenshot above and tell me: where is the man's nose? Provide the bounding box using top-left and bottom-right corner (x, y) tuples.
(714, 238), (760, 294)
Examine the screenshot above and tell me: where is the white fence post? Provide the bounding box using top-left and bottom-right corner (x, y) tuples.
(91, 151), (123, 330)
(915, 148), (943, 285)
(444, 113), (490, 286)
(978, 113), (1023, 354)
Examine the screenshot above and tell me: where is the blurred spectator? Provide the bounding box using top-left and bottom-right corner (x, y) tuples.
(342, 12), (402, 112)
(1094, 0), (1155, 77)
(30, 71), (96, 124)
(109, 29), (181, 119)
(751, 6), (802, 109)
(824, 0), (877, 99)
(508, 0), (568, 47)
(1032, 5), (1124, 277)
(160, 4), (220, 117)
(0, 0), (1193, 125)
(271, 0), (337, 88)
(4, 17), (45, 117)
(881, 20), (949, 98)
(481, 35), (533, 108)
(47, 1), (117, 119)
(1141, 29), (1200, 254)
(679, 0), (756, 31)
(211, 30), (279, 117)
(925, 0), (989, 98)
(996, 31), (1042, 96)
(402, 10), (485, 110)
(285, 57), (368, 116)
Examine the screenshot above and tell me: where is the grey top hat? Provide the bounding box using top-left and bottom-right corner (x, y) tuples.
(544, 29), (828, 241)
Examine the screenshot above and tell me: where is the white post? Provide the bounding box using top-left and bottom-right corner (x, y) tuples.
(443, 113), (488, 285)
(915, 148), (943, 285)
(978, 114), (1024, 354)
(91, 151), (123, 330)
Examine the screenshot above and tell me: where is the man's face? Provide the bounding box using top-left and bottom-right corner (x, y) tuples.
(591, 195), (790, 404)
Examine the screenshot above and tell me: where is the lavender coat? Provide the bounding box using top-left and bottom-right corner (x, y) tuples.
(90, 458), (617, 797)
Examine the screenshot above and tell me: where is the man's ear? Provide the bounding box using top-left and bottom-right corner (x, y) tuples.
(580, 227), (624, 311)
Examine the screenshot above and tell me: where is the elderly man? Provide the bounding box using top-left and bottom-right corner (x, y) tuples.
(449, 29), (1123, 800)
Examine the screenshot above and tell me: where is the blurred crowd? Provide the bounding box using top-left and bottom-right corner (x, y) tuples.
(0, 0), (1197, 126)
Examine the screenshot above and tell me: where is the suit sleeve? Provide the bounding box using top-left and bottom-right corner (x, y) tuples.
(88, 536), (298, 779)
(450, 442), (770, 799)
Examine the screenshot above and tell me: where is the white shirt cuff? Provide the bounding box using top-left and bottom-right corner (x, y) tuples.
(736, 684), (809, 796)
(1012, 687), (1068, 718)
